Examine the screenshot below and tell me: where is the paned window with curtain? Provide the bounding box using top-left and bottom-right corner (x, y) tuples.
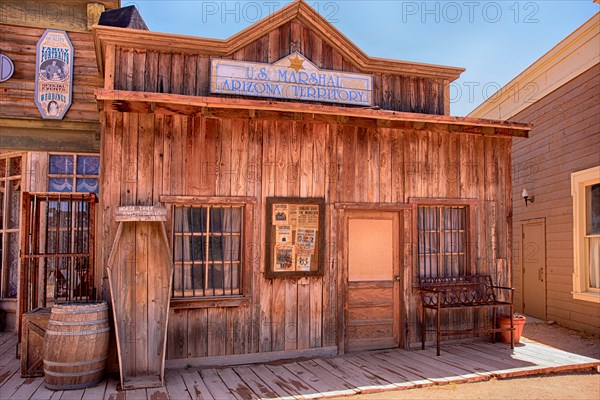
(48, 154), (99, 194)
(172, 205), (243, 297)
(571, 166), (600, 300)
(417, 205), (468, 278)
(586, 183), (600, 290)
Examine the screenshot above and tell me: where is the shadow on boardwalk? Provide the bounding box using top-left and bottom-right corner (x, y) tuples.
(0, 323), (599, 399)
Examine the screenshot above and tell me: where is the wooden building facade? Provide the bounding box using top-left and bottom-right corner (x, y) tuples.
(469, 12), (600, 335)
(0, 0), (122, 331)
(92, 0), (530, 373)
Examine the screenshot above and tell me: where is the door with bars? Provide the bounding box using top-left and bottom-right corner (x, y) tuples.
(19, 192), (96, 322)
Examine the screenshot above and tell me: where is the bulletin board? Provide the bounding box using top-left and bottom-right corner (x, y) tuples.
(265, 197), (325, 278)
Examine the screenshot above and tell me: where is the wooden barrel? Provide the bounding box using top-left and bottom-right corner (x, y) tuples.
(43, 302), (110, 390)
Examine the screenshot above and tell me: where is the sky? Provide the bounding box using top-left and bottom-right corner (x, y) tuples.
(124, 0), (599, 116)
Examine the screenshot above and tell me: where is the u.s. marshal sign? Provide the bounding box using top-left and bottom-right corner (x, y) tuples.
(210, 52), (373, 106)
(35, 29), (74, 119)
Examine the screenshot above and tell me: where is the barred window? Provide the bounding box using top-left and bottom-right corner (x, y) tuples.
(172, 205), (243, 297)
(418, 205), (468, 278)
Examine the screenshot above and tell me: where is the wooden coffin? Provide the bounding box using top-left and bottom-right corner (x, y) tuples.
(106, 206), (172, 390)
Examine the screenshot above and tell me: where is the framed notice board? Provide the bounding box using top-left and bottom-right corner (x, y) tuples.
(265, 197), (325, 278)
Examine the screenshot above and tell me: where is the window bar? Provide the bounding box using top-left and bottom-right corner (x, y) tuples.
(424, 207), (429, 278)
(189, 206), (195, 298)
(82, 199), (86, 300)
(28, 195), (36, 310)
(179, 207), (186, 297)
(45, 196), (53, 300)
(171, 207), (176, 298)
(442, 207), (447, 277)
(463, 208), (467, 274)
(238, 207), (243, 295)
(86, 199), (91, 299)
(435, 207), (439, 277)
(206, 206), (214, 296)
(70, 196), (75, 301)
(428, 207), (432, 278)
(220, 209), (226, 297)
(75, 199), (81, 301)
(450, 207), (454, 276)
(56, 196), (62, 301)
(418, 207), (423, 278)
(200, 206), (206, 297)
(229, 206), (233, 296)
(179, 206), (185, 296)
(67, 195), (72, 302)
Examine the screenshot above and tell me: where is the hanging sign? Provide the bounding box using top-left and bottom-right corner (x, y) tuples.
(211, 52), (373, 106)
(0, 54), (14, 82)
(35, 29), (74, 119)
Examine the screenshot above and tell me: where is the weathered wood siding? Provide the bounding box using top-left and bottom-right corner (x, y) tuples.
(99, 109), (513, 358)
(111, 19), (447, 115)
(510, 64), (600, 334)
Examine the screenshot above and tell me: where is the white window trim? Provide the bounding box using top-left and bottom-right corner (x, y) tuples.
(571, 165), (600, 303)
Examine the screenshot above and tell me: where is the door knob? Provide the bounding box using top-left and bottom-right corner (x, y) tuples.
(394, 275), (401, 281)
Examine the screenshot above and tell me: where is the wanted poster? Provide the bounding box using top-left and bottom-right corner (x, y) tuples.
(276, 225), (291, 244)
(297, 205), (319, 229)
(296, 254), (311, 271)
(274, 244), (296, 271)
(272, 204), (289, 225)
(295, 228), (317, 254)
(288, 204), (298, 229)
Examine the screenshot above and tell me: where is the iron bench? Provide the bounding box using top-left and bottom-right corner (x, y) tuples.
(420, 275), (514, 356)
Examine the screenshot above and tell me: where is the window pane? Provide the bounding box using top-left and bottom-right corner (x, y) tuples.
(174, 236), (193, 262)
(443, 233), (463, 253)
(209, 263), (239, 291)
(189, 207), (207, 232)
(49, 177), (73, 192)
(223, 236), (241, 261)
(192, 236), (207, 260)
(586, 183), (600, 235)
(49, 155), (74, 174)
(76, 156), (100, 175)
(9, 157), (21, 176)
(589, 237), (600, 289)
(7, 232), (19, 297)
(0, 181), (4, 228)
(175, 206), (207, 233)
(0, 158), (6, 177)
(76, 178), (99, 194)
(208, 236), (223, 261)
(8, 180), (20, 229)
(210, 207), (242, 234)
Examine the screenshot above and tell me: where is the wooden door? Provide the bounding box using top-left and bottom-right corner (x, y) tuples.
(345, 211), (401, 352)
(522, 220), (546, 319)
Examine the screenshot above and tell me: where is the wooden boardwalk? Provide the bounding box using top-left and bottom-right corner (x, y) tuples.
(1, 331), (598, 400)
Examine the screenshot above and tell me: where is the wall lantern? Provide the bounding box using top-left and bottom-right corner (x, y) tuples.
(522, 188), (534, 207)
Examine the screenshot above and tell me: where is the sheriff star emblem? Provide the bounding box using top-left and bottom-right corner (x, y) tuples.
(288, 54), (305, 73)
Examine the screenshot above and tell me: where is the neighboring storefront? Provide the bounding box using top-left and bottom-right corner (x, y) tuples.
(0, 0), (121, 331)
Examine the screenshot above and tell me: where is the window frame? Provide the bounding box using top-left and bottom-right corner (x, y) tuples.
(161, 195), (255, 306)
(47, 153), (100, 195)
(410, 198), (477, 283)
(571, 166), (600, 303)
(0, 153), (24, 299)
